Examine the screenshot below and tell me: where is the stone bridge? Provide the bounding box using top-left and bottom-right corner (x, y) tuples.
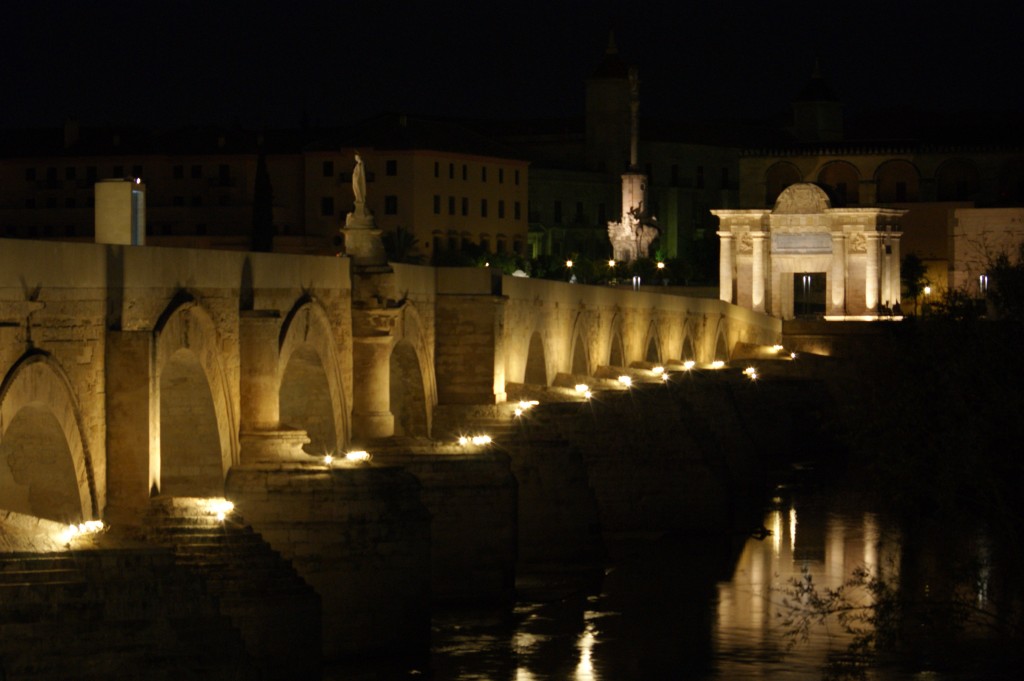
(0, 237), (780, 665)
(0, 238), (779, 526)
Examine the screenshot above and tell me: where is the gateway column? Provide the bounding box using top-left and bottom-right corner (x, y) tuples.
(751, 232), (767, 313)
(865, 232), (880, 314)
(830, 233), (846, 316)
(718, 232), (734, 303)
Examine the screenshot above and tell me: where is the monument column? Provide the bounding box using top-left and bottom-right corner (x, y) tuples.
(342, 153), (402, 440)
(830, 233), (846, 316)
(864, 232), (880, 314)
(751, 231), (766, 313)
(718, 232), (734, 303)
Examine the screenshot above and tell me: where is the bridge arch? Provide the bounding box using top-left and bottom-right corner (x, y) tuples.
(712, 318), (731, 362)
(607, 319), (626, 368)
(154, 296), (237, 495)
(279, 297), (348, 455)
(0, 352), (96, 521)
(680, 317), (698, 362)
(390, 304), (435, 438)
(569, 316), (591, 376)
(643, 320), (662, 363)
(523, 331), (548, 386)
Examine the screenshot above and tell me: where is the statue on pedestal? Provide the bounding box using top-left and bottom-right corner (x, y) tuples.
(341, 153), (387, 267)
(352, 153), (366, 207)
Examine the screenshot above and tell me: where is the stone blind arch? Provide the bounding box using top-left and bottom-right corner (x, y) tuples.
(154, 296), (238, 489)
(764, 162), (803, 206)
(816, 161), (861, 205)
(278, 296), (349, 454)
(0, 351), (96, 520)
(874, 159), (920, 202)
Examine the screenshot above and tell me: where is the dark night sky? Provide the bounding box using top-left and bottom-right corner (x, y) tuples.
(4, 0), (1023, 131)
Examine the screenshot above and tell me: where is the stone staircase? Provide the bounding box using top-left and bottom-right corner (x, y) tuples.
(0, 548), (254, 680)
(142, 496), (322, 680)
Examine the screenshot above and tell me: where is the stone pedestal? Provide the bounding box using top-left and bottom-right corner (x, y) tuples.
(341, 207), (387, 268)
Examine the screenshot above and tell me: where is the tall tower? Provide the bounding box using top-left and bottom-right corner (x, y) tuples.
(585, 32), (631, 173)
(791, 61), (843, 142)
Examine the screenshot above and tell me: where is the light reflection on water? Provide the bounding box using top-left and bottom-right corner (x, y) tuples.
(329, 495), (1011, 681)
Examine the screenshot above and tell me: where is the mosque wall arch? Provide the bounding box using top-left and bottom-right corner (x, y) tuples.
(765, 162), (803, 206)
(0, 353), (96, 521)
(817, 161), (861, 205)
(875, 160), (921, 203)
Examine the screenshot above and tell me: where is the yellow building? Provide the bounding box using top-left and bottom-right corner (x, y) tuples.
(305, 115), (529, 263)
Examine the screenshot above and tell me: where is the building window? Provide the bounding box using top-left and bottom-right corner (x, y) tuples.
(218, 164), (230, 186)
(462, 164), (467, 180)
(321, 197), (334, 216)
(481, 235), (491, 252)
(191, 196), (202, 207)
(461, 197), (468, 216)
(132, 165), (143, 178)
(25, 198), (35, 209)
(112, 166), (123, 178)
(173, 165), (184, 179)
(65, 198), (75, 208)
(449, 163), (454, 179)
(514, 201), (521, 220)
(721, 167), (730, 189)
(695, 166), (704, 189)
(575, 201), (584, 223)
(481, 166), (487, 182)
(386, 159), (397, 176)
(514, 238), (523, 255)
(433, 195), (441, 214)
(434, 161), (439, 178)
(173, 196), (184, 207)
(498, 168), (504, 184)
(671, 165), (680, 186)
(895, 181), (907, 202)
(515, 169), (520, 185)
(497, 238), (506, 253)
(448, 196), (455, 215)
(65, 167), (75, 180)
(384, 195), (398, 214)
(323, 160), (334, 177)
(481, 199), (488, 217)
(25, 168), (36, 181)
(498, 200), (505, 218)
(553, 200), (562, 224)
(191, 165), (202, 179)
(87, 166), (97, 181)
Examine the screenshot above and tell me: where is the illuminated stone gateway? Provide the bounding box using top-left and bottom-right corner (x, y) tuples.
(0, 235), (779, 674)
(715, 183), (905, 319)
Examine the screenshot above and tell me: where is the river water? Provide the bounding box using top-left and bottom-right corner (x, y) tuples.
(331, 486), (1019, 681)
